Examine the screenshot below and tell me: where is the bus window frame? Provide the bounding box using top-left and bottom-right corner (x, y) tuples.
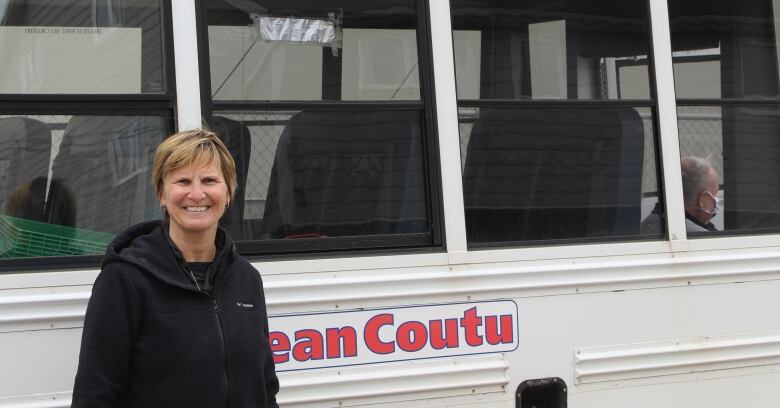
(0, 1), (177, 271)
(452, 0), (665, 249)
(195, 0), (445, 258)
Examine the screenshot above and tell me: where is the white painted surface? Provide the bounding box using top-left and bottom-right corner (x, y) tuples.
(429, 0), (468, 255)
(171, 0), (202, 131)
(576, 331), (780, 384)
(4, 247), (780, 406)
(649, 0), (686, 244)
(277, 355), (507, 407)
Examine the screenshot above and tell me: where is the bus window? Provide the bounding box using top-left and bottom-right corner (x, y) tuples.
(0, 0), (166, 94)
(670, 0), (780, 234)
(0, 0), (174, 263)
(0, 115), (167, 259)
(207, 1), (420, 101)
(451, 0), (651, 101)
(202, 1), (436, 254)
(451, 0), (661, 246)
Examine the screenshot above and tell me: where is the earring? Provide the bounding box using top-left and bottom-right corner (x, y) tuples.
(160, 202), (167, 213)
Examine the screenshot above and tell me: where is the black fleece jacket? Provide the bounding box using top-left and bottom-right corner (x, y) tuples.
(72, 221), (279, 407)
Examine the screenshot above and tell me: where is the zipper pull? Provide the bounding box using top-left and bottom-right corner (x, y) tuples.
(211, 298), (219, 312)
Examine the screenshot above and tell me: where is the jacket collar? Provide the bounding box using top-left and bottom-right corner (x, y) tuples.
(684, 211), (717, 232)
(103, 220), (236, 291)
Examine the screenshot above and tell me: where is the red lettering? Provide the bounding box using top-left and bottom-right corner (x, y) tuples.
(292, 329), (324, 361)
(364, 314), (395, 354)
(460, 307), (483, 346)
(485, 315), (514, 345)
(396, 321), (428, 352)
(429, 318), (459, 349)
(269, 332), (290, 364)
(326, 327), (358, 358)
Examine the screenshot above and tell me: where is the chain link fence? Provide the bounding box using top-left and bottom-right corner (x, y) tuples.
(639, 106), (723, 215)
(217, 112), (295, 219)
(4, 110), (724, 222)
(677, 106), (723, 177)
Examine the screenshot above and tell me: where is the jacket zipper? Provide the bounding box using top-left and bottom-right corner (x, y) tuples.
(211, 295), (231, 408)
(188, 266), (230, 408)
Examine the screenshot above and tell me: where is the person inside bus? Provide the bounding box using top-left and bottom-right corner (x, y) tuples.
(680, 156), (720, 232)
(72, 129), (279, 407)
(641, 156), (720, 233)
(2, 177), (77, 257)
(5, 176), (76, 227)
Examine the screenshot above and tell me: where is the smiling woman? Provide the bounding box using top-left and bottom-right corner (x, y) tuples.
(71, 129), (279, 407)
(153, 130), (236, 260)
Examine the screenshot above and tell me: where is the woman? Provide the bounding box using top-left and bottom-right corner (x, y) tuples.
(72, 129), (279, 407)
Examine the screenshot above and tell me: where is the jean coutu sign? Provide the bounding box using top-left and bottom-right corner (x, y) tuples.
(268, 300), (519, 372)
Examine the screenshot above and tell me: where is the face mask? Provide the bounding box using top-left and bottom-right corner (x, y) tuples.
(700, 191), (720, 217)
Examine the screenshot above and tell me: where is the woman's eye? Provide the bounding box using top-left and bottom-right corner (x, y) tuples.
(175, 179), (190, 185)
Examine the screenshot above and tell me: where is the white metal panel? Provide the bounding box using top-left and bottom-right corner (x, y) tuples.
(575, 332), (780, 384)
(0, 328), (81, 399)
(171, 0), (202, 130)
(0, 270), (98, 291)
(0, 393), (71, 408)
(511, 279), (780, 406)
(570, 370), (780, 408)
(276, 355), (507, 407)
(260, 247), (780, 313)
(6, 247), (780, 320)
(683, 233), (780, 252)
(428, 0), (468, 255)
(446, 240), (671, 266)
(0, 287), (90, 333)
(648, 0), (686, 245)
(254, 252), (449, 276)
(4, 252), (780, 406)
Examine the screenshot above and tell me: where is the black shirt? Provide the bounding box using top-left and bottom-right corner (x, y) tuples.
(189, 261), (212, 292)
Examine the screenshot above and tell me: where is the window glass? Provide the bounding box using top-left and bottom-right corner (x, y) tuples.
(671, 0), (780, 236)
(207, 0), (420, 101)
(207, 110), (429, 242)
(0, 115), (166, 259)
(669, 0), (780, 99)
(677, 105), (780, 234)
(450, 0), (651, 100)
(460, 106), (659, 244)
(204, 0), (436, 253)
(0, 0), (165, 94)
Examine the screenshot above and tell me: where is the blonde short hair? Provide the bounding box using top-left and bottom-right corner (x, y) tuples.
(152, 129), (237, 202)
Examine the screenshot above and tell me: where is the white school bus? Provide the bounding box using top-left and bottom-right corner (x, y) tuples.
(3, 0), (780, 407)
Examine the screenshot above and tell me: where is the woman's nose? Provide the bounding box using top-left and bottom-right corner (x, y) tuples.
(188, 182), (206, 200)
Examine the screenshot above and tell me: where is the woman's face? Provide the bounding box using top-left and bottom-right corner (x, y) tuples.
(160, 160), (229, 239)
